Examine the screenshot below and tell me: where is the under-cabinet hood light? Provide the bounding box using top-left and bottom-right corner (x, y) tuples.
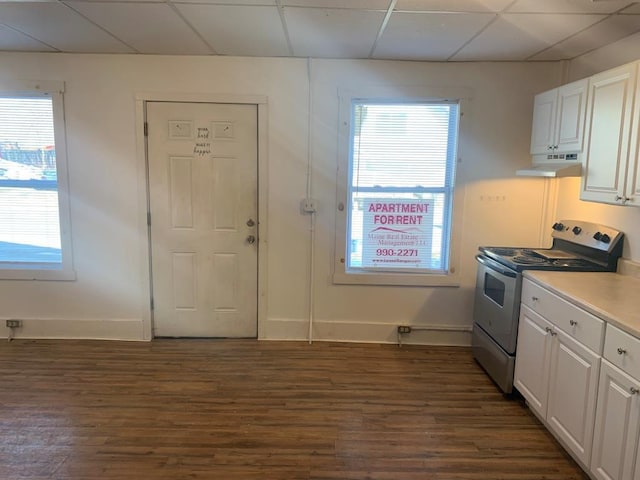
(516, 163), (582, 177)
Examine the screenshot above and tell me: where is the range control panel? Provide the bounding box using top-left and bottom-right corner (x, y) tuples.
(551, 220), (623, 252)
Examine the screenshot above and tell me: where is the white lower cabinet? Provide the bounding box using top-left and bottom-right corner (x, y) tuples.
(590, 333), (640, 480)
(517, 279), (640, 480)
(514, 306), (553, 417)
(515, 302), (601, 467)
(547, 327), (600, 466)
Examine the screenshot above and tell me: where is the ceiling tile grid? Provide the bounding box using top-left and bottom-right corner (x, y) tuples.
(175, 4), (290, 56)
(0, 0), (637, 61)
(283, 6), (385, 57)
(372, 12), (496, 60)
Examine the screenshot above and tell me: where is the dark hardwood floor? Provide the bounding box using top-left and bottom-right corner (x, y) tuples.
(0, 339), (588, 479)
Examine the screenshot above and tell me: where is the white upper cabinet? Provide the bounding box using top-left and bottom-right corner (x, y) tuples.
(530, 78), (588, 156)
(531, 89), (557, 155)
(626, 64), (640, 206)
(581, 62), (639, 206)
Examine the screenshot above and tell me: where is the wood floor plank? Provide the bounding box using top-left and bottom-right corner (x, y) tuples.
(0, 339), (588, 479)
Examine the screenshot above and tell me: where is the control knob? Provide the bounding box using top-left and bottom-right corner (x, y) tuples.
(601, 234), (611, 244)
(552, 222), (565, 231)
(593, 232), (602, 241)
(572, 226), (582, 235)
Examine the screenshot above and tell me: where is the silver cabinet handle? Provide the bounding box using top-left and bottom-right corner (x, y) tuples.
(545, 327), (556, 336)
(631, 387), (639, 395)
(618, 348), (627, 355)
(569, 320), (578, 326)
(532, 296), (539, 301)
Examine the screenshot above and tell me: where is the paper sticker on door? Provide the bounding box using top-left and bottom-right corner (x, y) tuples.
(168, 120), (194, 139)
(213, 122), (234, 139)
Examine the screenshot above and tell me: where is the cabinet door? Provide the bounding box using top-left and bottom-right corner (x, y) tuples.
(514, 305), (553, 418)
(625, 62), (640, 207)
(590, 360), (640, 480)
(547, 328), (600, 467)
(556, 78), (588, 153)
(581, 63), (637, 204)
(530, 88), (557, 155)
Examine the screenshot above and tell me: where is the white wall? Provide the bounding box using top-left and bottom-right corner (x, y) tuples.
(0, 53), (561, 343)
(555, 36), (640, 263)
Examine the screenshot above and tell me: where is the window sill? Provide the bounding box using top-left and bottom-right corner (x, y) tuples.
(332, 271), (460, 287)
(0, 267), (76, 281)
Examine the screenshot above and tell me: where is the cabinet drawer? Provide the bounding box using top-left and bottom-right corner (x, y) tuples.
(522, 279), (604, 353)
(604, 324), (640, 380)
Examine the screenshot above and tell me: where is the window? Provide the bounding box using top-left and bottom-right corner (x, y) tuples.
(334, 92), (463, 286)
(0, 81), (74, 280)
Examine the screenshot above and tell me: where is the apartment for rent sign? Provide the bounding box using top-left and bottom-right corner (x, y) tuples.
(361, 199), (434, 268)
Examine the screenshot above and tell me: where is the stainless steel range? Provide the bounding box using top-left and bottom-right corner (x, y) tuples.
(472, 220), (624, 393)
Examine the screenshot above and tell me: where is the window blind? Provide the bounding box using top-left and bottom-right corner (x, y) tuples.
(0, 95), (61, 264)
(347, 101), (459, 272)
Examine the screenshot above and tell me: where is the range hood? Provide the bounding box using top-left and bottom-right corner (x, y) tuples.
(516, 153), (582, 178)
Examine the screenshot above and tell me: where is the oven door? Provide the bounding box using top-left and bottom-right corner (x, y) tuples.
(472, 255), (522, 354)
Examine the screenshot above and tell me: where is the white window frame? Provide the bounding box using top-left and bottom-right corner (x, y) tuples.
(0, 80), (75, 280)
(333, 86), (469, 287)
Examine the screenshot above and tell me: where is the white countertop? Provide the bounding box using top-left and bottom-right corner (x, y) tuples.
(523, 271), (640, 339)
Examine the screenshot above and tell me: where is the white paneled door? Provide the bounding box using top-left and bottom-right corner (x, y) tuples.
(147, 102), (258, 337)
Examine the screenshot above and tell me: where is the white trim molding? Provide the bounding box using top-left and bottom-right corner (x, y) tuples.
(262, 317), (472, 346)
(1, 318), (145, 341)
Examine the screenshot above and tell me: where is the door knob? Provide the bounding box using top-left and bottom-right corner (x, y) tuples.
(246, 219), (255, 227)
(246, 235), (256, 244)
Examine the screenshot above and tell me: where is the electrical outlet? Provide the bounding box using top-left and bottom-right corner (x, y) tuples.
(397, 326), (411, 334)
(6, 320), (21, 328)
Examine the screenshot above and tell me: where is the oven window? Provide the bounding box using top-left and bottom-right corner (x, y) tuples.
(484, 272), (505, 306)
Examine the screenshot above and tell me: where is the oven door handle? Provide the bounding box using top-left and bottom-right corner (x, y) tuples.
(475, 254), (517, 278)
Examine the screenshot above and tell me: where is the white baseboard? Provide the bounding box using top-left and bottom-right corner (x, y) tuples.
(0, 317), (146, 341)
(0, 317), (471, 346)
(261, 317), (472, 346)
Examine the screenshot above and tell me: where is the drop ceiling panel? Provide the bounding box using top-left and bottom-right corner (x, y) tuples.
(71, 0), (160, 3)
(395, 0), (513, 12)
(175, 4), (289, 56)
(531, 14), (640, 60)
(68, 2), (211, 54)
(374, 12), (495, 60)
(0, 3), (132, 53)
(507, 0), (633, 14)
(282, 0), (389, 8)
(171, 0), (276, 4)
(0, 24), (56, 51)
(284, 7), (384, 57)
(452, 13), (606, 60)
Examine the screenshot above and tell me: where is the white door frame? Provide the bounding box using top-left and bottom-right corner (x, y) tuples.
(135, 93), (269, 340)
